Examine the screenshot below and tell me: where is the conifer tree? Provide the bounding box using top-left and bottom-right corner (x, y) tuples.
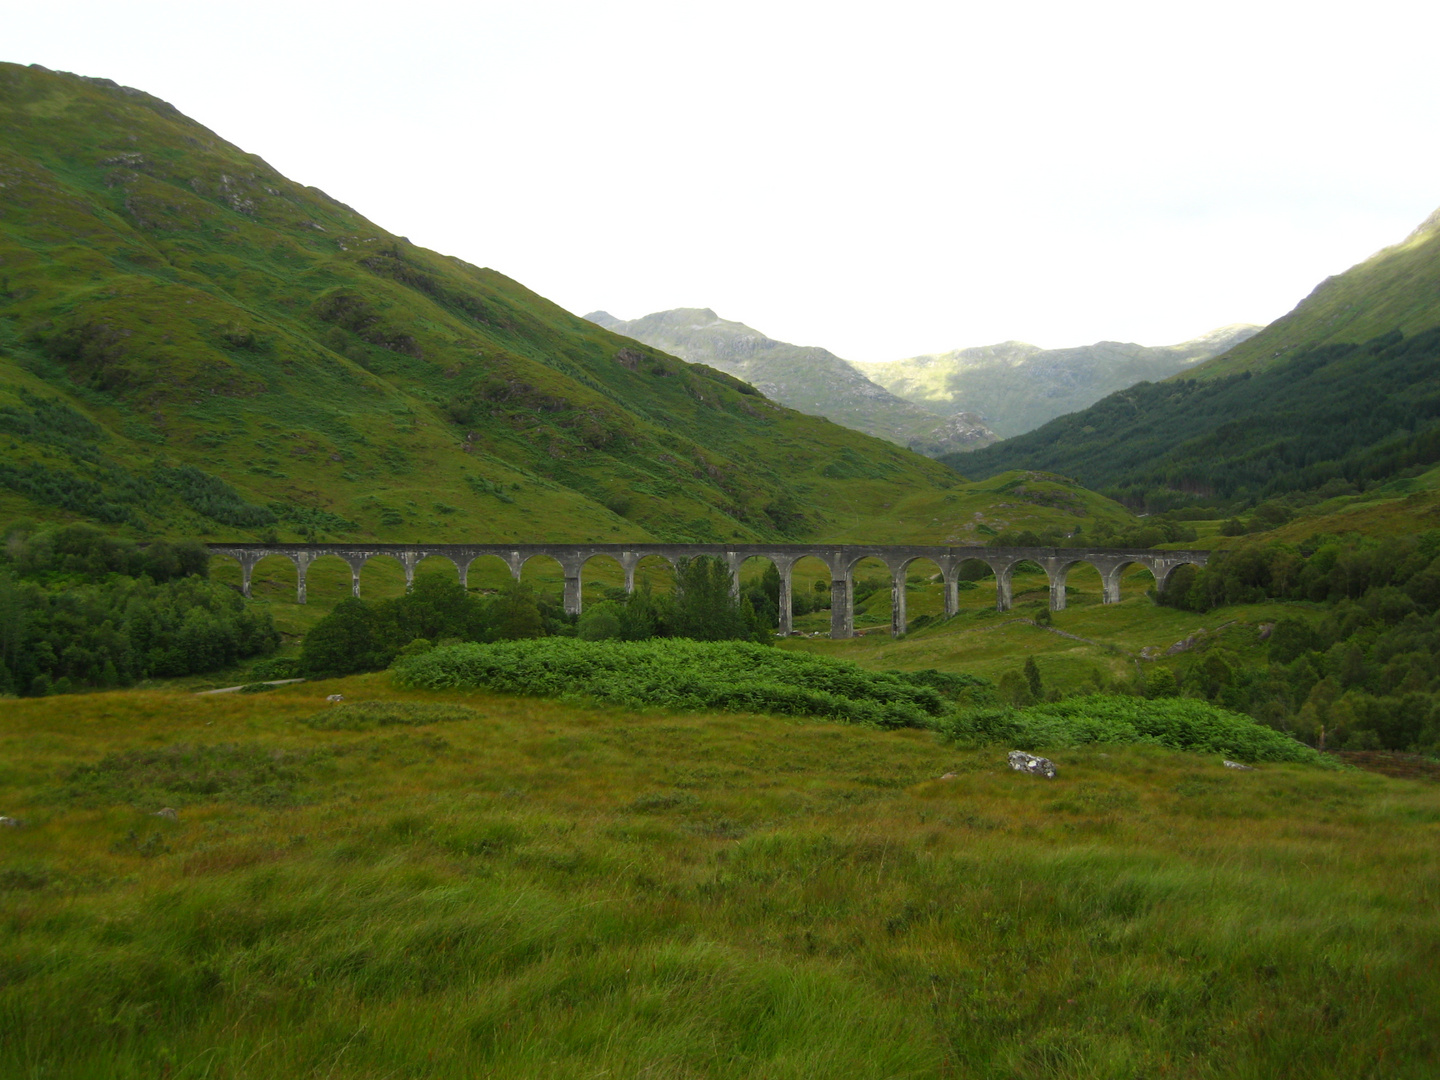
(1024, 656), (1043, 701)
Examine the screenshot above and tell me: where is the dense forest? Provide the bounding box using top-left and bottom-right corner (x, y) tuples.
(1129, 531), (1440, 753)
(0, 524), (278, 695)
(947, 326), (1440, 510)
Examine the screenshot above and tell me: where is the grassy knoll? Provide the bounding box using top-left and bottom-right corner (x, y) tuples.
(1, 679), (1437, 1077)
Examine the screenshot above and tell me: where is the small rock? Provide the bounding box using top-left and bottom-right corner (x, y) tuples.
(1008, 750), (1058, 779)
(0, 815), (23, 828)
(326, 694), (344, 704)
(153, 807), (179, 821)
(1222, 760), (1255, 771)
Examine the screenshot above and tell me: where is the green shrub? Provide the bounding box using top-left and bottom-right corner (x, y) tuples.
(0, 565), (278, 694)
(250, 656), (299, 680)
(393, 638), (975, 729)
(156, 465), (275, 528)
(940, 693), (1328, 764)
(298, 597), (390, 677)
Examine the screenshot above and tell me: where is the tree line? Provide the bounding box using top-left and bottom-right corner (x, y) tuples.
(0, 523), (279, 695)
(1139, 531), (1440, 753)
(299, 556), (774, 678)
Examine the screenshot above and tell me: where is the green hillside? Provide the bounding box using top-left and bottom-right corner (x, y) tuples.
(0, 63), (970, 545)
(1189, 205), (1440, 378)
(946, 326), (1440, 508)
(863, 325), (1259, 438)
(587, 308), (998, 457)
(949, 205), (1440, 510)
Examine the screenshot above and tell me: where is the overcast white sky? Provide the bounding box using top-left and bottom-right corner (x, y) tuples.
(8, 1), (1440, 361)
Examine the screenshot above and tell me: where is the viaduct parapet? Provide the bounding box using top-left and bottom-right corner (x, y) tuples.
(208, 543), (1208, 639)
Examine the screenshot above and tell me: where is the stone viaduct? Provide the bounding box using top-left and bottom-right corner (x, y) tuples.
(208, 543), (1208, 640)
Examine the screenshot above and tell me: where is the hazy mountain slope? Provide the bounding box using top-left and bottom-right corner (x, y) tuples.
(1187, 206), (1440, 378)
(587, 308), (998, 456)
(0, 63), (968, 545)
(862, 326), (1259, 438)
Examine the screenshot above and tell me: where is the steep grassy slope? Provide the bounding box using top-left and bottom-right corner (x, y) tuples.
(588, 308), (997, 456)
(863, 325), (1259, 438)
(0, 63), (963, 545)
(1194, 206), (1440, 378)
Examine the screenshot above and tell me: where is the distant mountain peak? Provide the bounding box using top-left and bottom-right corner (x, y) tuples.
(863, 326), (1258, 438)
(587, 307), (997, 456)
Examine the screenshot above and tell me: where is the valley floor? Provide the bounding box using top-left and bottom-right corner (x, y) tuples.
(2, 679), (1437, 1078)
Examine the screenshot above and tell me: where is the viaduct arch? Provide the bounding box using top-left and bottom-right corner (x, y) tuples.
(209, 543), (1207, 639)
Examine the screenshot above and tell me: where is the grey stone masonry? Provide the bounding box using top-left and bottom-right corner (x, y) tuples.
(208, 543), (1208, 640)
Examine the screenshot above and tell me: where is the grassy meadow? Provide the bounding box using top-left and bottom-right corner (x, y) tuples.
(2, 676), (1437, 1078)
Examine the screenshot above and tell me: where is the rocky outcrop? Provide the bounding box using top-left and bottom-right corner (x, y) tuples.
(1008, 750), (1058, 779)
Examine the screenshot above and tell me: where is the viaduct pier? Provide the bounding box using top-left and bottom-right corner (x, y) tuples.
(209, 543), (1208, 640)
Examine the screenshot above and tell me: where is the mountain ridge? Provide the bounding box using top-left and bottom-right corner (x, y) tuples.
(585, 307), (999, 457)
(862, 325), (1260, 438)
(1186, 203), (1440, 378)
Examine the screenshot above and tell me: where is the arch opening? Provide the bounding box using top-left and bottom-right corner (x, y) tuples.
(736, 555), (784, 635)
(786, 555), (833, 637)
(1155, 559), (1204, 601)
(1103, 560), (1162, 605)
(298, 553), (362, 605)
(463, 554), (518, 596)
(1002, 558), (1051, 612)
(896, 556), (946, 635)
(840, 556), (891, 638)
(952, 557), (999, 614)
(519, 554), (569, 613)
(581, 553), (627, 607)
(630, 554), (678, 596)
(356, 552), (409, 602)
